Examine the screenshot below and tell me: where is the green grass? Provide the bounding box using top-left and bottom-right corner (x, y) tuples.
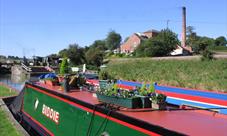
(208, 46), (227, 52)
(0, 85), (21, 136)
(0, 109), (21, 136)
(0, 85), (18, 97)
(106, 59), (227, 92)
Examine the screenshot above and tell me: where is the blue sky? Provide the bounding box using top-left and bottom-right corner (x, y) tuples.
(0, 0), (226, 57)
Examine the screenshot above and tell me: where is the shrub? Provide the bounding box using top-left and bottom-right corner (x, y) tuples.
(135, 29), (179, 57)
(60, 57), (69, 74)
(201, 49), (214, 61)
(99, 70), (112, 80)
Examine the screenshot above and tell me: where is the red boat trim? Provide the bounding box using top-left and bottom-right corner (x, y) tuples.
(156, 90), (227, 107)
(22, 109), (54, 136)
(117, 84), (135, 90)
(26, 84), (160, 136)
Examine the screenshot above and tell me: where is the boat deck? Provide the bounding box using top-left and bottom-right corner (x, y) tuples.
(35, 83), (227, 136)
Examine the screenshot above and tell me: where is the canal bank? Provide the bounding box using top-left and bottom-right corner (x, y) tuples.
(0, 74), (39, 136)
(0, 84), (29, 136)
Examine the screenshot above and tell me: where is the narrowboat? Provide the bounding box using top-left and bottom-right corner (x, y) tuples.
(8, 79), (227, 136)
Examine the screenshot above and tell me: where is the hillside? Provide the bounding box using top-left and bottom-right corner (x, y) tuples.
(105, 58), (227, 92)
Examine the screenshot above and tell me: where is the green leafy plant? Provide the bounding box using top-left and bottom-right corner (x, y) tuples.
(150, 93), (166, 104)
(97, 82), (134, 98)
(139, 82), (148, 96)
(201, 49), (214, 61)
(99, 70), (112, 80)
(148, 83), (155, 94)
(60, 57), (69, 74)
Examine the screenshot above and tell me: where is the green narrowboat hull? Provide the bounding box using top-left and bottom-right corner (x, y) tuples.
(20, 83), (183, 136)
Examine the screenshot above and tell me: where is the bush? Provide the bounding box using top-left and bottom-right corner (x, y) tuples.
(135, 29), (179, 57)
(201, 49), (214, 61)
(99, 70), (112, 80)
(192, 37), (214, 54)
(60, 58), (69, 74)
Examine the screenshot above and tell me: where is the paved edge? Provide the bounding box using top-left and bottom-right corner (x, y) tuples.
(0, 99), (30, 136)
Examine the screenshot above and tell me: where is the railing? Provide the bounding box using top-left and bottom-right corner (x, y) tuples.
(21, 63), (32, 72)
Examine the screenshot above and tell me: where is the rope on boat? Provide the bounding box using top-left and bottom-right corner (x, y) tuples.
(94, 106), (112, 136)
(86, 103), (117, 136)
(86, 105), (97, 136)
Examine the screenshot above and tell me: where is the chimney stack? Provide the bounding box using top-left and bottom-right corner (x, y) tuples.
(182, 6), (186, 47)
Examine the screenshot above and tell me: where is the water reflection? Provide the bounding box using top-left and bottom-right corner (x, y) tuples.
(0, 74), (38, 91)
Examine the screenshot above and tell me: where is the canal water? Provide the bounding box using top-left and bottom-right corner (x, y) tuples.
(0, 74), (39, 91)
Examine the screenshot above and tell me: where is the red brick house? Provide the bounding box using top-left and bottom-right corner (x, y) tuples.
(120, 29), (159, 53)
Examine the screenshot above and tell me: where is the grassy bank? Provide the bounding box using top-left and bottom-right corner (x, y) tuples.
(208, 46), (227, 52)
(0, 109), (21, 136)
(0, 85), (21, 136)
(0, 85), (18, 97)
(106, 59), (227, 92)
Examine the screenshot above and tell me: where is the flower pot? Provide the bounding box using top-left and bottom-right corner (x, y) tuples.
(135, 95), (151, 108)
(141, 96), (151, 108)
(96, 93), (142, 109)
(151, 102), (166, 110)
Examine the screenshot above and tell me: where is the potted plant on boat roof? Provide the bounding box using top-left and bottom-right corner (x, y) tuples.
(96, 81), (142, 109)
(58, 57), (69, 83)
(150, 92), (167, 110)
(135, 82), (155, 108)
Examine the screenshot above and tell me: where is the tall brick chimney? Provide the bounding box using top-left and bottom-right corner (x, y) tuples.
(182, 6), (186, 47)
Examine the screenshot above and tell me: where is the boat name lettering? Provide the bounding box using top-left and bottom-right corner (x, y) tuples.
(42, 104), (59, 124)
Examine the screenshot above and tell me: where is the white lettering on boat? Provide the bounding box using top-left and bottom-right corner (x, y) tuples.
(42, 104), (59, 124)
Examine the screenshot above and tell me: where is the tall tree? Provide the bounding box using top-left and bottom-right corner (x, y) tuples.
(91, 40), (107, 51)
(106, 31), (122, 50)
(186, 26), (198, 46)
(58, 44), (85, 65)
(193, 37), (214, 54)
(215, 36), (227, 46)
(85, 47), (104, 67)
(85, 40), (105, 67)
(59, 49), (68, 58)
(67, 44), (85, 65)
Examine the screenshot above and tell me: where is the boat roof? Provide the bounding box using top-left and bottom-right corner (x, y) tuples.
(32, 82), (227, 136)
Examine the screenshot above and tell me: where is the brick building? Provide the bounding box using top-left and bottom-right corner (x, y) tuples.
(120, 29), (159, 53)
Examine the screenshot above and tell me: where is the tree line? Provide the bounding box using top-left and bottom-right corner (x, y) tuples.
(57, 30), (122, 68)
(52, 27), (227, 67)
